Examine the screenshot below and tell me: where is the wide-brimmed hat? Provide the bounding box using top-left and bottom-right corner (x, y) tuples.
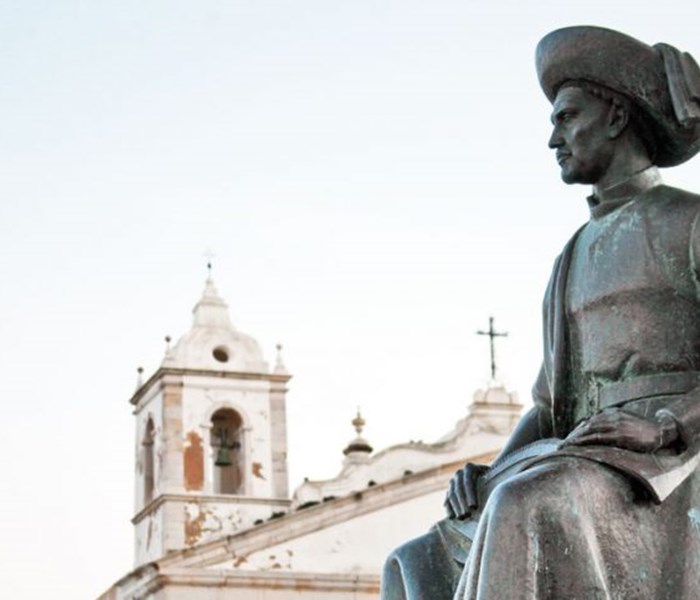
(536, 26), (700, 167)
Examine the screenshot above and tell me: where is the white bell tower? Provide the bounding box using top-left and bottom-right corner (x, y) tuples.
(129, 276), (291, 566)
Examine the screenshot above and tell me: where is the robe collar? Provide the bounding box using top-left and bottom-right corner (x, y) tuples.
(586, 166), (663, 218)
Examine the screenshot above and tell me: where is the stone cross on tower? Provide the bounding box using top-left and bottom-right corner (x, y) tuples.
(476, 316), (508, 381)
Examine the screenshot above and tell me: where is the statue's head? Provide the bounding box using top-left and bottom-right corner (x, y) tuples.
(537, 26), (700, 183)
(547, 81), (655, 185)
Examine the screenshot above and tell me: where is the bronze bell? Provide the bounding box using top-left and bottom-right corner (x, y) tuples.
(215, 446), (233, 467)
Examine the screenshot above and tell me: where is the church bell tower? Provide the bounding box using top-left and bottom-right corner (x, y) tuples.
(129, 276), (291, 566)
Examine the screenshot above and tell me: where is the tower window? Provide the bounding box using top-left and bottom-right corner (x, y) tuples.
(210, 409), (243, 494)
(212, 346), (229, 363)
(143, 417), (155, 505)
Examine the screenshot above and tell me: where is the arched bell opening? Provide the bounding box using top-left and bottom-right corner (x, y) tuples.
(210, 408), (244, 494)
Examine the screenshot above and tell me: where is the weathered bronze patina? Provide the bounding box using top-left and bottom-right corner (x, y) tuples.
(382, 26), (700, 599)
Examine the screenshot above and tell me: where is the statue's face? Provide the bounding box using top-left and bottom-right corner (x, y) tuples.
(548, 86), (615, 185)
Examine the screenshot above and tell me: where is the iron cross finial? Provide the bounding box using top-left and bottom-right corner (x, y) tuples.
(476, 316), (508, 380)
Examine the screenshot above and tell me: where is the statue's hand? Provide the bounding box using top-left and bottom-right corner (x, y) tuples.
(561, 409), (679, 453)
(444, 463), (490, 520)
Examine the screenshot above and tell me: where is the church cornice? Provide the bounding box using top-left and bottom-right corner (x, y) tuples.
(102, 568), (380, 599)
(129, 367), (292, 406)
(132, 493), (293, 525)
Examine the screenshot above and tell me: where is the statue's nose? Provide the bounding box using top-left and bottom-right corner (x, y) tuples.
(548, 128), (563, 149)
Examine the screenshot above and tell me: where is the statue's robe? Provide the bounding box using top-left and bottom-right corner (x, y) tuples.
(382, 168), (700, 599)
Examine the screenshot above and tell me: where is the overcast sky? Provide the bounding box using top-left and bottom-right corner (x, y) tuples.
(3, 1), (700, 598)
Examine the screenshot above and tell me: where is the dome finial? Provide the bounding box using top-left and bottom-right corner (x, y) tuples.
(352, 407), (366, 435)
(343, 407), (372, 456)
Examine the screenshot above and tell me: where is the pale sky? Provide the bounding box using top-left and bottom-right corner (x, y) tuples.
(3, 1), (700, 598)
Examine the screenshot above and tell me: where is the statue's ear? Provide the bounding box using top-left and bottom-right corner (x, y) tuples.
(608, 102), (629, 139)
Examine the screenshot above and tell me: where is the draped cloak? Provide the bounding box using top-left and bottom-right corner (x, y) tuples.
(382, 168), (700, 599)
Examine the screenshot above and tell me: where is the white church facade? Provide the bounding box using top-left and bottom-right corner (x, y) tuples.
(98, 277), (522, 599)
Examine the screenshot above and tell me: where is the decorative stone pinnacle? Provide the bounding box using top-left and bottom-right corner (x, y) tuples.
(163, 335), (174, 359)
(135, 366), (144, 389)
(274, 343), (288, 373)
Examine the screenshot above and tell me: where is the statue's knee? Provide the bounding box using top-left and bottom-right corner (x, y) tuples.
(487, 476), (530, 516)
(487, 461), (569, 517)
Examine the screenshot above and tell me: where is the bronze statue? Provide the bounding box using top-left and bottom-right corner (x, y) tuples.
(382, 26), (700, 599)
